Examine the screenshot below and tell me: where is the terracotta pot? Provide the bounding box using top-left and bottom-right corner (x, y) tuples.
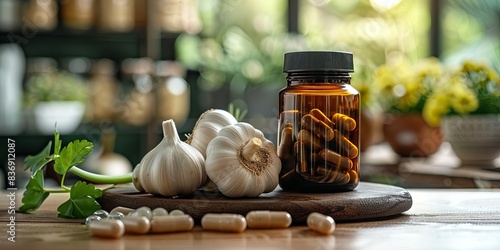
(441, 114), (500, 167)
(383, 113), (442, 157)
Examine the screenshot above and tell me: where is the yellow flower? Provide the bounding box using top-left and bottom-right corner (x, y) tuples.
(486, 68), (500, 84)
(462, 60), (488, 73)
(450, 85), (479, 114)
(423, 60), (499, 125)
(375, 65), (397, 93)
(404, 78), (424, 96)
(423, 93), (450, 127)
(397, 92), (420, 110)
(415, 57), (443, 80)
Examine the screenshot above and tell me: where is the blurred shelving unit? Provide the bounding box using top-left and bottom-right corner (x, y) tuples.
(0, 0), (192, 188)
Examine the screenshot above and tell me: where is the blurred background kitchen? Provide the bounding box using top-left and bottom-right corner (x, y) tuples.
(1, 0), (499, 189)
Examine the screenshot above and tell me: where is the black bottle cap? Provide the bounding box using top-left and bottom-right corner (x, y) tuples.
(283, 51), (354, 73)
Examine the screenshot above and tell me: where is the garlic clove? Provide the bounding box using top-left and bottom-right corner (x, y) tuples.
(132, 164), (145, 192)
(186, 109), (238, 158)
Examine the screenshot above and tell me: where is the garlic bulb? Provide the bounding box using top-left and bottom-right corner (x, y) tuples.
(205, 122), (281, 198)
(185, 109), (238, 158)
(138, 119), (206, 196)
(132, 164), (144, 192)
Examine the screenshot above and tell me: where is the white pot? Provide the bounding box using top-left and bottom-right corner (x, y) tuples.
(441, 114), (500, 167)
(33, 101), (85, 135)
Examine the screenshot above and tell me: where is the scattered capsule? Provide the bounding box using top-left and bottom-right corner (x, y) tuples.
(246, 211), (292, 229)
(121, 216), (151, 234)
(107, 212), (125, 220)
(85, 215), (102, 226)
(150, 215), (194, 233)
(135, 206), (153, 220)
(89, 219), (125, 238)
(110, 206), (135, 216)
(152, 207), (169, 217)
(307, 212), (335, 235)
(201, 213), (247, 233)
(127, 211), (138, 217)
(93, 209), (110, 219)
(169, 209), (185, 216)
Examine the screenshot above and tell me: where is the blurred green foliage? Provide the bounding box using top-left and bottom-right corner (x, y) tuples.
(176, 0), (499, 109)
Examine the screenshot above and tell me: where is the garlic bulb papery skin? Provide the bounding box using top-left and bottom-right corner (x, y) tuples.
(205, 122), (282, 198)
(132, 164), (145, 192)
(138, 119), (206, 197)
(185, 109), (238, 158)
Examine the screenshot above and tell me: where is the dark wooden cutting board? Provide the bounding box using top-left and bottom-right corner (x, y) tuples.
(99, 182), (412, 224)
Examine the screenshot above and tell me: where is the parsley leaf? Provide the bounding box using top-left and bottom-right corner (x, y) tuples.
(57, 181), (102, 219)
(23, 141), (53, 173)
(54, 140), (93, 175)
(19, 171), (50, 212)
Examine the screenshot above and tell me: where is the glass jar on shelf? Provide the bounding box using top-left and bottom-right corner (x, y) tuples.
(119, 58), (155, 126)
(0, 0), (21, 31)
(23, 0), (58, 31)
(157, 0), (201, 34)
(89, 59), (120, 122)
(98, 0), (135, 32)
(154, 61), (190, 127)
(61, 0), (95, 30)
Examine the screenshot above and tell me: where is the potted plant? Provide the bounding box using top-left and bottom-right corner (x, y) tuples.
(374, 57), (444, 157)
(423, 60), (500, 167)
(24, 70), (89, 134)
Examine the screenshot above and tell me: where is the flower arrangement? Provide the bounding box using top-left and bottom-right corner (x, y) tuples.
(423, 60), (500, 127)
(374, 57), (444, 115)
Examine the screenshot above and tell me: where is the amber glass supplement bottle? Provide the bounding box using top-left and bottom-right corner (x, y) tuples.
(277, 51), (359, 192)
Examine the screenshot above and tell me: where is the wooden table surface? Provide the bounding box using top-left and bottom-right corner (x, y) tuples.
(1, 188), (500, 250)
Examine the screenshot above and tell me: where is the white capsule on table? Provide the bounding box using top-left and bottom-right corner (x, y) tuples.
(150, 215), (194, 233)
(246, 210), (292, 229)
(85, 215), (102, 226)
(152, 207), (169, 217)
(135, 206), (153, 220)
(89, 219), (125, 238)
(127, 211), (139, 217)
(93, 209), (110, 219)
(107, 212), (125, 220)
(110, 206), (135, 216)
(201, 213), (247, 233)
(121, 216), (151, 234)
(307, 212), (335, 235)
(169, 209), (185, 216)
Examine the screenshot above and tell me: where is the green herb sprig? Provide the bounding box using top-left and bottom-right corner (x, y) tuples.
(20, 129), (133, 219)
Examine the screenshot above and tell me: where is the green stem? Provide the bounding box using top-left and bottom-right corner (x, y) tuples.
(69, 166), (133, 184)
(60, 173), (71, 191)
(101, 185), (117, 191)
(45, 188), (70, 194)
